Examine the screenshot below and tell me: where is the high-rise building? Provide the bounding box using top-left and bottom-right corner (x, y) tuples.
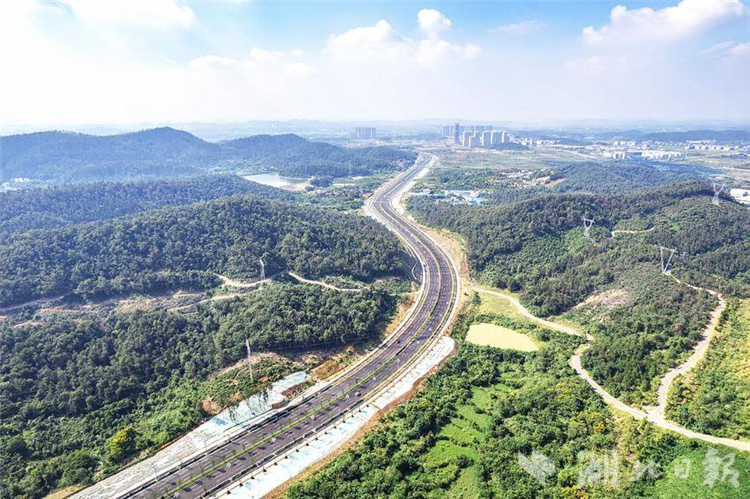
(500, 130), (508, 143)
(352, 127), (376, 139)
(453, 122), (461, 144)
(481, 130), (492, 147)
(441, 125), (452, 137)
(462, 131), (473, 147)
(490, 131), (501, 145)
(468, 134), (480, 148)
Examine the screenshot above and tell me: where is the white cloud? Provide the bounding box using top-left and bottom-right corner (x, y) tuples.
(289, 48), (305, 58)
(189, 55), (254, 70)
(565, 55), (627, 71)
(701, 40), (737, 55)
(325, 14), (479, 67)
(60, 0), (195, 29)
(416, 40), (481, 66)
(701, 40), (750, 60)
(324, 20), (411, 63)
(489, 20), (545, 35)
(583, 0), (747, 44)
(417, 9), (451, 39)
(285, 62), (318, 76)
(250, 47), (284, 64)
(727, 41), (750, 57)
(190, 48), (318, 75)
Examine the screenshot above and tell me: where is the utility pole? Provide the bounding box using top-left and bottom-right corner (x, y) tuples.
(712, 183), (725, 206)
(582, 217), (595, 239)
(659, 246), (678, 275)
(245, 337), (254, 382)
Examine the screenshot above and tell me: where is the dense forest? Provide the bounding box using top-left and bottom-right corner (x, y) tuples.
(0, 283), (394, 498)
(223, 134), (415, 177)
(0, 195), (406, 307)
(0, 128), (216, 181)
(0, 128), (415, 183)
(0, 175), (293, 235)
(289, 301), (750, 498)
(408, 181), (750, 404)
(549, 161), (693, 194)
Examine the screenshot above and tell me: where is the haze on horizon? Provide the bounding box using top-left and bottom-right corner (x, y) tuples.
(1, 0), (749, 129)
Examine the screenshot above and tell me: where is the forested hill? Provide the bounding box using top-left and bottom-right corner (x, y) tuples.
(0, 175), (294, 235)
(0, 196), (405, 307)
(409, 181), (750, 404)
(549, 161), (692, 194)
(409, 181), (749, 313)
(0, 128), (416, 183)
(232, 138), (417, 177)
(0, 128), (218, 181)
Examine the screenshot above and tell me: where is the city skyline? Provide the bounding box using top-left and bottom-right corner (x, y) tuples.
(1, 0), (749, 127)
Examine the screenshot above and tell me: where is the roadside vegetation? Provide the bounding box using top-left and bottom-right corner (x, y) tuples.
(0, 283), (398, 497)
(290, 299), (750, 497)
(0, 174), (414, 497)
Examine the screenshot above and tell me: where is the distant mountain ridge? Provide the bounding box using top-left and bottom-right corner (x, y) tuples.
(640, 129), (750, 142)
(0, 128), (415, 183)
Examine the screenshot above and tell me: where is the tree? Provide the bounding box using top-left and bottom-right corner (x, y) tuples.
(106, 427), (138, 463)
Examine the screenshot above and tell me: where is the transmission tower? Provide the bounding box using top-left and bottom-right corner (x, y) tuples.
(712, 183), (725, 206)
(259, 258), (265, 281)
(659, 246), (678, 275)
(245, 337), (254, 382)
(582, 217), (595, 239)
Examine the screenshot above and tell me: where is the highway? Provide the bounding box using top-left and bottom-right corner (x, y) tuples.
(117, 156), (460, 498)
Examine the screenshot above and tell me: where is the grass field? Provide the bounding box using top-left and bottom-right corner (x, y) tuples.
(465, 323), (538, 351)
(475, 288), (528, 321)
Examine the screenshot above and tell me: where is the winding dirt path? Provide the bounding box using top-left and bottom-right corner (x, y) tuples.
(215, 274), (269, 288)
(646, 275), (726, 425)
(474, 284), (750, 452)
(610, 227), (655, 237)
(288, 272), (362, 292)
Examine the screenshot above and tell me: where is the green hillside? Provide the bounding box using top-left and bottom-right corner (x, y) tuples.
(0, 175), (293, 235)
(0, 196), (405, 307)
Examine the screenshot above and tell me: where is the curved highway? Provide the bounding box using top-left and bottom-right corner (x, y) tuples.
(117, 156), (460, 498)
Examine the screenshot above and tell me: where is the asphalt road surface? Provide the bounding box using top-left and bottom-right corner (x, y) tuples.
(122, 157), (459, 498)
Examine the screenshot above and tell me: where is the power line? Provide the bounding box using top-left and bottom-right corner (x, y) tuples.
(659, 246), (678, 275)
(582, 217), (595, 239)
(712, 183), (725, 206)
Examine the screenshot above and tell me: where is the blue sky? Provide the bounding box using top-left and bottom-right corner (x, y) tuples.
(1, 0), (748, 126)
